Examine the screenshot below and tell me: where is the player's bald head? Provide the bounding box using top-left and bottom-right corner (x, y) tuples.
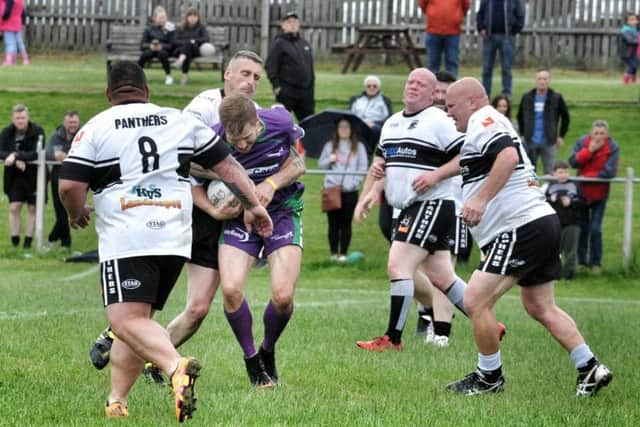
(409, 67), (436, 86)
(448, 78), (488, 104)
(445, 78), (489, 132)
(403, 68), (437, 113)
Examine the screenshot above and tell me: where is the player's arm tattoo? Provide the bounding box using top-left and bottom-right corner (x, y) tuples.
(269, 146), (306, 188)
(212, 155), (258, 209)
(190, 162), (220, 180)
(290, 145), (305, 170)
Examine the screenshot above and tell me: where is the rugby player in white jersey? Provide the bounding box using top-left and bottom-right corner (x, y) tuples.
(88, 52), (305, 384)
(354, 68), (473, 352)
(444, 77), (611, 396)
(59, 61), (272, 421)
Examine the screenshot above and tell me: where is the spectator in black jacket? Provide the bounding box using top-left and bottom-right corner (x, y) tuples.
(266, 11), (315, 121)
(173, 7), (209, 86)
(138, 5), (175, 85)
(517, 68), (570, 175)
(0, 104), (45, 250)
(45, 111), (80, 251)
(476, 0), (525, 97)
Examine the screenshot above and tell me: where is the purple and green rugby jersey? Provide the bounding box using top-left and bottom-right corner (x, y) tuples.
(213, 106), (305, 211)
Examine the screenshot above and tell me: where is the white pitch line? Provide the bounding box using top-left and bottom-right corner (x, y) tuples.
(298, 287), (640, 306)
(0, 300), (382, 321)
(58, 265), (100, 282)
(0, 308), (99, 320)
(5, 288), (636, 322)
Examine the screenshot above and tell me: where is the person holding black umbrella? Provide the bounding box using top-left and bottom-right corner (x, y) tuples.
(318, 117), (368, 262)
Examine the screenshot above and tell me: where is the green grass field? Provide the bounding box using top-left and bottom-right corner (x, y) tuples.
(0, 54), (639, 426)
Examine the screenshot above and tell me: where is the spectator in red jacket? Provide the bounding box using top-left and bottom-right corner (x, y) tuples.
(418, 0), (470, 78)
(568, 120), (619, 272)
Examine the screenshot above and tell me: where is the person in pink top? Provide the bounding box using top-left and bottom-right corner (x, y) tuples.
(0, 0), (29, 65)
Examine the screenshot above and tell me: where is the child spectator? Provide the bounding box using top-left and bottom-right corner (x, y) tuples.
(620, 11), (639, 84)
(545, 160), (584, 280)
(173, 7), (209, 86)
(0, 0), (29, 65)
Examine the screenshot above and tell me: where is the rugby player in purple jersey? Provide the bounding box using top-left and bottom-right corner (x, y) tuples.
(215, 94), (305, 389)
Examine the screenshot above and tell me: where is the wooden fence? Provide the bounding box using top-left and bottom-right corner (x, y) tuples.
(19, 0), (640, 69)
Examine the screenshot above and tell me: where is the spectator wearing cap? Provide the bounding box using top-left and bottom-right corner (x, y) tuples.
(349, 75), (393, 145)
(266, 11), (315, 121)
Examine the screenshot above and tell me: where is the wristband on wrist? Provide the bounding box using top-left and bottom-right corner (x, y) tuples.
(265, 177), (278, 191)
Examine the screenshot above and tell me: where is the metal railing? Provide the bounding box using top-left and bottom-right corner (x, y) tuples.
(30, 154), (636, 269)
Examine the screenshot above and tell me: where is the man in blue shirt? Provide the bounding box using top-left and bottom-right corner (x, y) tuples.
(517, 68), (570, 175)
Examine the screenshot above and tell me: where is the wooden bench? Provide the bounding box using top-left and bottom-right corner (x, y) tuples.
(106, 24), (229, 77)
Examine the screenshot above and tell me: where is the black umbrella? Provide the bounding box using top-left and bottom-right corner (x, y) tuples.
(299, 109), (375, 158)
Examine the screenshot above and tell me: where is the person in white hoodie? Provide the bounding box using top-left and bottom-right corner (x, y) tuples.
(349, 75), (393, 145)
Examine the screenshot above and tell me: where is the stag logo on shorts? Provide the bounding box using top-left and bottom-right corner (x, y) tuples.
(146, 219), (166, 230)
(508, 259), (526, 268)
(121, 279), (142, 290)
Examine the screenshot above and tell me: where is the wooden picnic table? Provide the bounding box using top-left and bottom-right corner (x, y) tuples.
(340, 25), (423, 73)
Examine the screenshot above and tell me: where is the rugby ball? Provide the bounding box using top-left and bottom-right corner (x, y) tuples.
(207, 179), (234, 208)
(199, 43), (216, 57)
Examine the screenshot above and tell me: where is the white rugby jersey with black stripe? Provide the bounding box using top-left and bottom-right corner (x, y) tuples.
(61, 102), (228, 262)
(460, 105), (555, 247)
(183, 88), (260, 126)
(183, 88), (224, 126)
(376, 106), (464, 209)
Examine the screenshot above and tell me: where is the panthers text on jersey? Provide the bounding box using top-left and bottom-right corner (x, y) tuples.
(60, 102), (229, 262)
(376, 106), (464, 209)
(459, 105), (555, 247)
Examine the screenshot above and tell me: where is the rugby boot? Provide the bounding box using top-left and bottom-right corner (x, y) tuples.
(244, 353), (275, 389)
(171, 356), (202, 422)
(90, 326), (115, 370)
(258, 347), (279, 384)
(446, 369), (505, 395)
(143, 362), (167, 386)
(105, 400), (128, 418)
(576, 359), (612, 396)
(356, 334), (403, 352)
